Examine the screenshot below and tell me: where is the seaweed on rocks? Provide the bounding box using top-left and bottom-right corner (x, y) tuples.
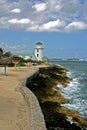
(26, 65), (87, 130)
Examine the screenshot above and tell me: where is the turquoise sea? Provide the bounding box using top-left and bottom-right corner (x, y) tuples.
(49, 60), (87, 121)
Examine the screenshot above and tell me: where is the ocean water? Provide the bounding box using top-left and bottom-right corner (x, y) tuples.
(49, 60), (87, 121)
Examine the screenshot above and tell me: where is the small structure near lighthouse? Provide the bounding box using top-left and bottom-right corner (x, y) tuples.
(16, 42), (46, 63)
(34, 42), (44, 61)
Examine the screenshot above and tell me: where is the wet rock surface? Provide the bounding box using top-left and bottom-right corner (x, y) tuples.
(26, 65), (87, 130)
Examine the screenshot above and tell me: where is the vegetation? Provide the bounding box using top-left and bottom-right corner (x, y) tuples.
(17, 62), (26, 67)
(0, 48), (4, 58)
(0, 48), (12, 59)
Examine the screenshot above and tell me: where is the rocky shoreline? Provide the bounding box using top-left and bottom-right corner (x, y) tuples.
(26, 65), (87, 130)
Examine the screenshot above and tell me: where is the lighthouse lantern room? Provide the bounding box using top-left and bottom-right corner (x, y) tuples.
(34, 42), (44, 61)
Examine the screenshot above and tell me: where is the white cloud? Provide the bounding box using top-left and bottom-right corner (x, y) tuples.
(11, 8), (21, 13)
(65, 21), (87, 31)
(55, 5), (61, 10)
(27, 25), (39, 32)
(8, 18), (30, 24)
(0, 0), (87, 32)
(27, 19), (65, 32)
(32, 2), (47, 12)
(40, 19), (65, 31)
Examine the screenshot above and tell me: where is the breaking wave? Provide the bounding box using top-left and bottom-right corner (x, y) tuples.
(58, 71), (87, 121)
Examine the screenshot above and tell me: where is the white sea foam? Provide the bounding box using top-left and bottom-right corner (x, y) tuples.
(58, 74), (87, 118)
(57, 71), (87, 120)
(60, 78), (80, 100)
(67, 71), (72, 77)
(62, 99), (87, 119)
(55, 61), (87, 121)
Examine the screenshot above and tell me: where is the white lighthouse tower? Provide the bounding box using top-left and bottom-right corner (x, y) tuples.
(34, 42), (44, 61)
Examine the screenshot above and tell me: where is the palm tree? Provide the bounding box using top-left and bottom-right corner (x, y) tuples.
(0, 48), (12, 59)
(4, 51), (12, 58)
(0, 48), (4, 59)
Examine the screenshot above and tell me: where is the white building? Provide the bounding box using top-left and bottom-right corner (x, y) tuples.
(34, 42), (44, 61)
(17, 42), (44, 62)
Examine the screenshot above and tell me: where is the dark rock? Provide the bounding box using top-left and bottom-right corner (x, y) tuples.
(26, 65), (87, 130)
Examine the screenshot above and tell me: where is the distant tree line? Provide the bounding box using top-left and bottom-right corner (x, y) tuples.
(0, 48), (12, 59)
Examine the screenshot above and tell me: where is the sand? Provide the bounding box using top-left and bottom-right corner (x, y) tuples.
(0, 66), (38, 130)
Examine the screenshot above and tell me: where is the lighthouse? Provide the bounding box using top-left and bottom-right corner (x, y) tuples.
(34, 42), (44, 61)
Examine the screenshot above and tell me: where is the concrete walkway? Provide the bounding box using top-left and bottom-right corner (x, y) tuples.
(0, 66), (38, 130)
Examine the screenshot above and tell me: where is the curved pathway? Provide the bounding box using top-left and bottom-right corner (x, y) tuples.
(0, 66), (44, 130)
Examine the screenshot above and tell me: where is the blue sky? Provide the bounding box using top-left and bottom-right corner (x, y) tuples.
(0, 0), (87, 59)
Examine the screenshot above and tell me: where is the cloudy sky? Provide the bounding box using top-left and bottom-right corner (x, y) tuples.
(0, 0), (87, 59)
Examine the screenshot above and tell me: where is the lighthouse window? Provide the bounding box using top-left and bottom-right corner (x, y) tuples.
(37, 49), (39, 52)
(37, 54), (39, 57)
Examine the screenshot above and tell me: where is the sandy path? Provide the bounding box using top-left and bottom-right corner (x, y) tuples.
(0, 66), (37, 130)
